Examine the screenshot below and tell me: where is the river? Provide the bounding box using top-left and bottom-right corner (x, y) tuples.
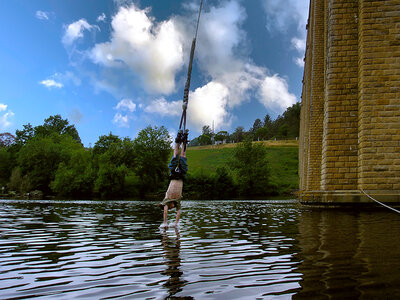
(1, 199), (400, 299)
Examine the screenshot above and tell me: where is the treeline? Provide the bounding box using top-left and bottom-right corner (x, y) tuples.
(0, 115), (278, 200)
(190, 102), (300, 146)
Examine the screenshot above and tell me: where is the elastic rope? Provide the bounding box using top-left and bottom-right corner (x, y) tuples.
(360, 189), (400, 214)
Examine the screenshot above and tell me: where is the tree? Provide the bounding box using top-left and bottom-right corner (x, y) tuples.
(93, 133), (122, 156)
(133, 125), (171, 196)
(214, 167), (236, 199)
(15, 124), (35, 145)
(231, 126), (245, 143)
(230, 139), (270, 196)
(198, 134), (212, 146)
(215, 131), (229, 143)
(202, 125), (213, 136)
(0, 148), (11, 186)
(255, 127), (270, 141)
(17, 134), (82, 194)
(35, 115), (81, 143)
(0, 133), (16, 147)
(51, 148), (94, 198)
(251, 118), (263, 134)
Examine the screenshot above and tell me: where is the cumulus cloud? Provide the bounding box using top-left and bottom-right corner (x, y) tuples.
(187, 81), (231, 131)
(262, 0), (309, 67)
(84, 1), (297, 130)
(259, 75), (297, 114)
(113, 112), (129, 127)
(36, 10), (50, 20)
(115, 99), (136, 112)
(97, 13), (106, 23)
(39, 79), (63, 89)
(90, 4), (184, 94)
(63, 19), (98, 46)
(0, 103), (14, 130)
(144, 98), (181, 117)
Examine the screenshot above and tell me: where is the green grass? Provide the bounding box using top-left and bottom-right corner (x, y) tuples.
(183, 142), (299, 195)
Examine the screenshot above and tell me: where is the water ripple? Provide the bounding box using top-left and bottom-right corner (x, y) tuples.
(1, 200), (400, 299)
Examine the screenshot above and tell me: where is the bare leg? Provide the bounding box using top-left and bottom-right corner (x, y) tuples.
(173, 142), (180, 157)
(175, 209), (181, 224)
(163, 205), (168, 225)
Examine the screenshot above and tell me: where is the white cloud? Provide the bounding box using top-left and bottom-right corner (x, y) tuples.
(115, 99), (136, 112)
(97, 13), (106, 23)
(262, 0), (309, 67)
(39, 79), (63, 89)
(36, 10), (50, 20)
(62, 19), (97, 46)
(187, 81), (231, 131)
(294, 57), (304, 67)
(113, 112), (129, 127)
(90, 4), (184, 94)
(82, 1), (297, 130)
(144, 98), (181, 117)
(259, 75), (297, 114)
(0, 103), (14, 130)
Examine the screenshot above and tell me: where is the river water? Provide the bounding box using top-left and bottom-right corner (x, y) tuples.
(1, 199), (400, 299)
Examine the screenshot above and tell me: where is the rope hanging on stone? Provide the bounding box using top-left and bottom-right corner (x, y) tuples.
(178, 0), (203, 139)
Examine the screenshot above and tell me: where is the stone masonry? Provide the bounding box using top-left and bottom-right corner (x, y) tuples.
(299, 0), (400, 204)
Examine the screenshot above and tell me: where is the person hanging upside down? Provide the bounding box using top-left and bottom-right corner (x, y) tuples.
(159, 130), (189, 227)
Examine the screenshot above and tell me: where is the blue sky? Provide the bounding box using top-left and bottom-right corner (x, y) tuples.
(0, 0), (309, 146)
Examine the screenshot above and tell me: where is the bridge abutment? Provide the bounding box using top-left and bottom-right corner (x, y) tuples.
(299, 0), (400, 205)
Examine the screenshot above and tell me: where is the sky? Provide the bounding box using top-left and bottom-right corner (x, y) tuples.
(0, 0), (309, 146)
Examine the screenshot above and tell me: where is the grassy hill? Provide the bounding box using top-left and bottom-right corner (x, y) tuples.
(185, 140), (299, 196)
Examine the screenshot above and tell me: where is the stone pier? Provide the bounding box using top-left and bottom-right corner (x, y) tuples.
(299, 0), (400, 204)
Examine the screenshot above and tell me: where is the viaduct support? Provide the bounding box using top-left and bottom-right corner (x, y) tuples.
(299, 0), (400, 204)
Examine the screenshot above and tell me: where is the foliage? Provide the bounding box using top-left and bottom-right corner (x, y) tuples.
(0, 133), (16, 147)
(198, 134), (212, 145)
(231, 126), (245, 143)
(215, 131), (229, 143)
(35, 115), (81, 143)
(51, 148), (94, 198)
(0, 148), (12, 186)
(230, 139), (271, 196)
(17, 134), (82, 194)
(133, 125), (171, 196)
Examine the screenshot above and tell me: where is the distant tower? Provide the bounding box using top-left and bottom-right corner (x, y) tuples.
(299, 0), (400, 204)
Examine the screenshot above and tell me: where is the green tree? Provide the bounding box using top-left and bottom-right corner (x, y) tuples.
(133, 125), (171, 196)
(255, 127), (270, 141)
(94, 158), (128, 199)
(202, 125), (213, 136)
(15, 124), (35, 145)
(198, 134), (212, 146)
(230, 139), (270, 196)
(231, 126), (245, 143)
(17, 134), (82, 194)
(35, 115), (81, 143)
(51, 147), (94, 198)
(214, 167), (236, 199)
(93, 132), (122, 156)
(0, 148), (11, 186)
(215, 131), (229, 143)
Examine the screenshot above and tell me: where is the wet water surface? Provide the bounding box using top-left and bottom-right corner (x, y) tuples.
(1, 200), (400, 299)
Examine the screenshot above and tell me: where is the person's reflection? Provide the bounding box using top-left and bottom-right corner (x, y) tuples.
(161, 227), (189, 298)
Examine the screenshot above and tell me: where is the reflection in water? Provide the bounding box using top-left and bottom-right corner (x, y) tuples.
(294, 208), (400, 299)
(0, 200), (400, 298)
(161, 227), (189, 298)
